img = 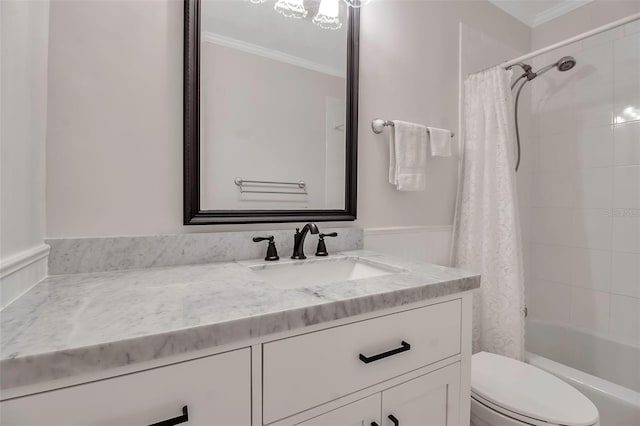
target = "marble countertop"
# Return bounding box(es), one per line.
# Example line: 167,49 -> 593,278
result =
0,250 -> 479,392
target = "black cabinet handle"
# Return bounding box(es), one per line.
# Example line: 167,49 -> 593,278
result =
388,414 -> 399,426
359,341 -> 411,364
148,406 -> 189,426
371,422 -> 380,426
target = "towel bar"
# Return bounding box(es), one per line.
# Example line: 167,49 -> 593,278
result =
234,177 -> 308,195
371,118 -> 455,137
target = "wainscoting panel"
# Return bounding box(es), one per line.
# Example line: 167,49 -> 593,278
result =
364,226 -> 453,266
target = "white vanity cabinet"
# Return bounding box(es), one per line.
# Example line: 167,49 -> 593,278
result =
1,293 -> 472,426
295,394 -> 381,426
288,363 -> 461,426
0,348 -> 251,426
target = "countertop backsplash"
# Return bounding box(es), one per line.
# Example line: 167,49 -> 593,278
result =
45,228 -> 364,275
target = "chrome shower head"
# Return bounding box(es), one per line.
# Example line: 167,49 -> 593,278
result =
557,56 -> 576,71
532,55 -> 577,78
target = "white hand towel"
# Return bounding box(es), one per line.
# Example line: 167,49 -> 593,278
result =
428,126 -> 452,157
388,120 -> 428,191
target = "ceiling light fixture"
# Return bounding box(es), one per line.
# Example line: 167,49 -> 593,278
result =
274,0 -> 308,19
342,0 -> 370,8
313,0 -> 342,30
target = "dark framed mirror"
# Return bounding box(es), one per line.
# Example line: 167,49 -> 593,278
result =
184,0 -> 359,225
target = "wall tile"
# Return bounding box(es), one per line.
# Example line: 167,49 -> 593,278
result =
612,216 -> 640,253
609,294 -> 640,344
625,19 -> 640,36
531,243 -> 572,284
573,167 -> 613,209
532,170 -> 574,208
529,279 -> 572,324
575,125 -> 613,169
531,207 -> 573,245
570,248 -> 612,292
614,121 -> 640,166
613,165 -> 640,209
527,25 -> 639,347
570,287 -> 610,333
532,73 -> 577,135
613,33 -> 640,124
575,44 -> 614,128
611,251 -> 640,298
535,130 -> 576,172
571,208 -> 612,250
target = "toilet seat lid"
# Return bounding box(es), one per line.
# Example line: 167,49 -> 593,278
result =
471,352 -> 599,426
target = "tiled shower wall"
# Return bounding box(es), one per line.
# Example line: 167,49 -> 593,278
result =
524,21 -> 640,347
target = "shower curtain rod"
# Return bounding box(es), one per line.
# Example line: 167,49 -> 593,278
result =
500,12 -> 640,69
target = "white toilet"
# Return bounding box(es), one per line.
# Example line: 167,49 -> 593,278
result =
471,352 -> 599,426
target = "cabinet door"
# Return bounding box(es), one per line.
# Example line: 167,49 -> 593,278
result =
1,348 -> 251,426
296,394 -> 381,426
381,363 -> 460,426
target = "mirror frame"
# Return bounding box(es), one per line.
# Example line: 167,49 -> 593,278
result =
183,0 -> 359,225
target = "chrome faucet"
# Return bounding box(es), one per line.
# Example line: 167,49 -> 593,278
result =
291,223 -> 319,259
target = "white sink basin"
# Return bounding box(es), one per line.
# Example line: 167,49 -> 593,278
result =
249,257 -> 403,289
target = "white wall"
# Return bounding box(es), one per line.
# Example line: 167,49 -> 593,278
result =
525,15 -> 640,348
0,0 -> 50,307
44,0 -> 530,258
358,1 -> 529,262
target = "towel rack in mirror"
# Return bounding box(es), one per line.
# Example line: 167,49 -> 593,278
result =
371,118 -> 455,137
234,177 -> 308,195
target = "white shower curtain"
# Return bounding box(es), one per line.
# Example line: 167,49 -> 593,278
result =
453,66 -> 525,360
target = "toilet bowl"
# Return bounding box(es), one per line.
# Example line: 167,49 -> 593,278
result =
471,352 -> 599,426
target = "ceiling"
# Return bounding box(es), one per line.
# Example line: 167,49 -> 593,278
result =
488,0 -> 594,27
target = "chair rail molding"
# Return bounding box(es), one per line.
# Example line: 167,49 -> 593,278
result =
364,225 -> 453,236
0,244 -> 50,309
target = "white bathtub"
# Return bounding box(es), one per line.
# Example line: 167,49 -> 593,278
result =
526,319 -> 640,426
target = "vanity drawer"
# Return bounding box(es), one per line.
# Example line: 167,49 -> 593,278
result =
1,348 -> 251,426
262,299 -> 461,423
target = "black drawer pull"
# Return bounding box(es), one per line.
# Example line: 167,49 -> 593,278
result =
148,406 -> 189,426
359,341 -> 411,364
388,414 -> 399,426
371,423 -> 379,426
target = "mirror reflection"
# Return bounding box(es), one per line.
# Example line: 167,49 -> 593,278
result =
200,0 -> 349,211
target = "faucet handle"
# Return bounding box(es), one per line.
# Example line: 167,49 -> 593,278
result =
252,236 -> 273,243
320,232 -> 338,238
315,232 -> 338,257
252,236 -> 279,261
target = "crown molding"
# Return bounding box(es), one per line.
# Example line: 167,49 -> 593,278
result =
201,32 -> 345,78
533,0 -> 594,27
489,0 -> 594,28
